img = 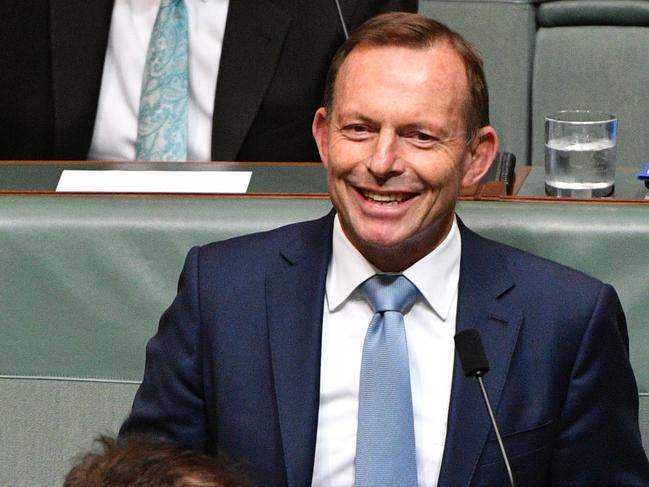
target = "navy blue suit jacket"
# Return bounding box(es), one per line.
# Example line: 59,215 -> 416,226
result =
121,211 -> 649,486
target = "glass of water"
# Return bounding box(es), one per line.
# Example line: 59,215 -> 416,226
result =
545,110 -> 617,197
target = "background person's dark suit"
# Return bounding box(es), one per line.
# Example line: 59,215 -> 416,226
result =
120,210 -> 649,486
0,0 -> 416,161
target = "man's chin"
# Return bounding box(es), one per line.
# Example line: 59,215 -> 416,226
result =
352,229 -> 414,258
360,234 -> 407,250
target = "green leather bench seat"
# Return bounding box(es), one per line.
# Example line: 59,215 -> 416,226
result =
1,195 -> 648,485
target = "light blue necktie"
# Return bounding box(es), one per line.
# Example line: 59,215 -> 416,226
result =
136,0 -> 188,161
355,274 -> 419,487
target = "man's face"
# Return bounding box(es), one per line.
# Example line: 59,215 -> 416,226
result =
313,43 -> 497,271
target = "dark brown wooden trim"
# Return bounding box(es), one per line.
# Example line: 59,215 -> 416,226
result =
479,195 -> 649,205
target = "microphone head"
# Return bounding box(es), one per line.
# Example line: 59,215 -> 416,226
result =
454,329 -> 490,377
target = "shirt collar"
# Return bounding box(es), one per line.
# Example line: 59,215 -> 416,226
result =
326,214 -> 462,320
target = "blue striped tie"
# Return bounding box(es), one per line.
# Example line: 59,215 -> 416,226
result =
355,274 -> 419,486
136,0 -> 188,161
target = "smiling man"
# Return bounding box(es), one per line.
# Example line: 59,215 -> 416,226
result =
312,26 -> 496,272
121,13 -> 649,487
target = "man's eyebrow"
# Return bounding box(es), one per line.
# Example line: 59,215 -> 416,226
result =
399,122 -> 434,132
336,112 -> 375,125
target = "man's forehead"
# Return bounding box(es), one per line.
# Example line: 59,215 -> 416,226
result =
343,41 -> 462,70
336,43 -> 467,91
332,43 -> 470,116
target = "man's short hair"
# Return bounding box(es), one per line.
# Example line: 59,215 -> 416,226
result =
64,436 -> 248,487
322,12 -> 489,142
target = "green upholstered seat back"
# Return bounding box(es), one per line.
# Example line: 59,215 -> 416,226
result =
1,196 -> 648,485
532,1 -> 649,166
0,196 -> 333,486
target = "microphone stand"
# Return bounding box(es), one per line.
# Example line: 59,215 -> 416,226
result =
333,0 -> 349,39
475,371 -> 515,487
455,329 -> 516,487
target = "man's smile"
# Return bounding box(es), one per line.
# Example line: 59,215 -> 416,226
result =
358,188 -> 419,204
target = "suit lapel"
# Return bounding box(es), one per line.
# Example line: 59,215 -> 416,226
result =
49,0 -> 113,158
211,0 -> 291,161
265,214 -> 521,485
438,223 -> 522,487
266,211 -> 335,486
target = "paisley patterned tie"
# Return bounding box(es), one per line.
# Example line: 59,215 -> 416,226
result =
136,0 -> 188,161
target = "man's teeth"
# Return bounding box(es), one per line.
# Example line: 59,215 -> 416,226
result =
362,190 -> 407,203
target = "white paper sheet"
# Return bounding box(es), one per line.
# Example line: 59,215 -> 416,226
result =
56,170 -> 252,193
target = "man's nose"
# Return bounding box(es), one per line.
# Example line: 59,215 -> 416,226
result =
368,130 -> 401,178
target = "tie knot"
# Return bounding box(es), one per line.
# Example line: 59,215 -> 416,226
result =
359,274 -> 419,314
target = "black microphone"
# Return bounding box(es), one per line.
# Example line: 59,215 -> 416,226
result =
454,329 -> 516,487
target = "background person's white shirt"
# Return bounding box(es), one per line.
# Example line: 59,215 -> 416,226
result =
88,0 -> 229,161
312,215 -> 460,486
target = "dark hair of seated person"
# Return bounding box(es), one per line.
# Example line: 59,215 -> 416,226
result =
63,435 -> 249,487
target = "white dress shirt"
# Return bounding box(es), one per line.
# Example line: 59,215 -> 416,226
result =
88,0 -> 229,161
312,215 -> 461,486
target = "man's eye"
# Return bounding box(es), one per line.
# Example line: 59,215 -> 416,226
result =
342,124 -> 371,138
415,132 -> 434,141
406,131 -> 438,147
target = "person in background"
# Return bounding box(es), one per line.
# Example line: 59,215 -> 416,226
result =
64,435 -> 249,487
0,0 -> 416,162
120,12 -> 649,486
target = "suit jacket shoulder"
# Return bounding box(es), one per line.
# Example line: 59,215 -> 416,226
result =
442,222 -> 649,486
196,210 -> 335,272
459,221 -> 607,306
121,210 -> 336,485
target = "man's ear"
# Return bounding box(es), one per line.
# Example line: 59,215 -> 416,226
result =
461,125 -> 499,188
312,107 -> 330,167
